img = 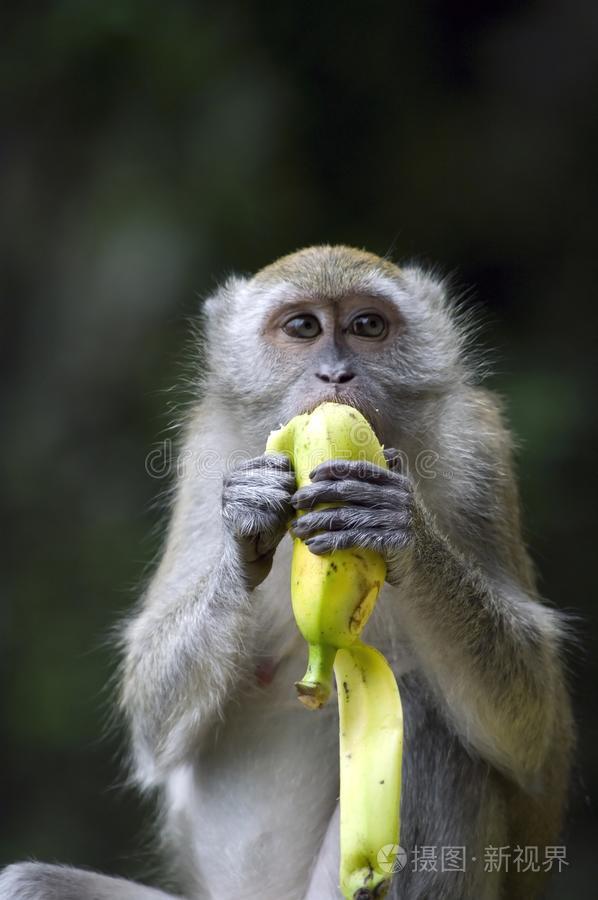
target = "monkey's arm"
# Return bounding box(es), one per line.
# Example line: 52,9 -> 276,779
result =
396,506 -> 569,789
121,451 -> 294,787
121,559 -> 254,786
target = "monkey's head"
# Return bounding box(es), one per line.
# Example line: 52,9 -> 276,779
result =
202,245 -> 470,444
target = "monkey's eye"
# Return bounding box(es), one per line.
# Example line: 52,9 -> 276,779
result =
282,315 -> 322,339
349,313 -> 387,338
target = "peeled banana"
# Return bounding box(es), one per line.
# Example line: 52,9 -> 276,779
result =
266,402 -> 388,708
266,402 -> 404,899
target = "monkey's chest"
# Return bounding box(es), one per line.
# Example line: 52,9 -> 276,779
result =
168,691 -> 339,899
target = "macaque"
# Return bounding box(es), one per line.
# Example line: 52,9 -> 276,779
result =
0,246 -> 573,899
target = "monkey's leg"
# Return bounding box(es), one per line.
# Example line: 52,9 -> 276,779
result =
0,863 -> 182,900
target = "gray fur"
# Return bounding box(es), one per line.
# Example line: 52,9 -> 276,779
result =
0,246 -> 573,900
0,864 -> 178,900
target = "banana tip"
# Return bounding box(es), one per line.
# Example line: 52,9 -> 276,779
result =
352,882 -> 390,900
294,680 -> 330,709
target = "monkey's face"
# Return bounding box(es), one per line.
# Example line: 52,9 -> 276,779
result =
260,292 -> 403,439
204,247 -> 467,446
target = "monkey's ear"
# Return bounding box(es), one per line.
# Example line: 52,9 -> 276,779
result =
399,265 -> 448,310
201,276 -> 249,319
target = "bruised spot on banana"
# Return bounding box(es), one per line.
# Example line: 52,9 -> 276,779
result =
266,403 -> 404,900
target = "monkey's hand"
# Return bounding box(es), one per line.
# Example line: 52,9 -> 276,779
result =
222,452 -> 295,590
290,450 -> 415,585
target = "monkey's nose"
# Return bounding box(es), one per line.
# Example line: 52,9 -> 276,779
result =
315,368 -> 355,384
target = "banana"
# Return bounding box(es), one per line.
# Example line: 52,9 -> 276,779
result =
266,402 -> 403,899
266,402 -> 387,708
335,643 -> 403,899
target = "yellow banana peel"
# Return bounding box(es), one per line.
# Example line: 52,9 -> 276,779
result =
335,642 -> 403,899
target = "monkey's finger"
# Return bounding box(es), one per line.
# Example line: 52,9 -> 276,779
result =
383,447 -> 403,472
223,483 -> 294,514
309,458 -> 406,486
232,452 -> 293,473
292,479 -> 409,510
224,469 -> 296,495
225,506 -> 289,540
305,527 -> 410,556
291,507 -> 408,538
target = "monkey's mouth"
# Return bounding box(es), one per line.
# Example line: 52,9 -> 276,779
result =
297,389 -> 384,440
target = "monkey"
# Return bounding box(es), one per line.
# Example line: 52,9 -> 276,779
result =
0,245 -> 574,900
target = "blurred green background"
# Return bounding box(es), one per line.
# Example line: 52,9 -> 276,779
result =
1,1 -> 596,897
